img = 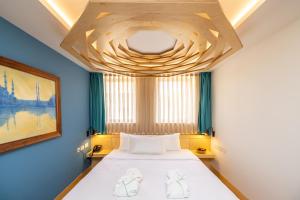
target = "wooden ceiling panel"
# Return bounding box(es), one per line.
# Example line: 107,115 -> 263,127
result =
61,0 -> 242,77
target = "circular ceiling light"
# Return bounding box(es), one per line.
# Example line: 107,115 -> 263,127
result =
126,30 -> 177,54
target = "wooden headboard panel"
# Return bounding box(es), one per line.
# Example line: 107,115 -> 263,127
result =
91,134 -> 211,151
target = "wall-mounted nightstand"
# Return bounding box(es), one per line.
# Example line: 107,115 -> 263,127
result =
191,150 -> 215,168
191,150 -> 215,159
86,149 -> 112,167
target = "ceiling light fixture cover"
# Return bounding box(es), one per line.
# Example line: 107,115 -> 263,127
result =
126,31 -> 177,55
61,0 -> 242,77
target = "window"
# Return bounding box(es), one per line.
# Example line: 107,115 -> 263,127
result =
155,75 -> 198,124
104,74 -> 199,133
104,74 -> 136,123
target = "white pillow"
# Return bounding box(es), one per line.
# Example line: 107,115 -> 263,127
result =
163,133 -> 181,151
129,135 -> 166,154
119,132 -> 131,151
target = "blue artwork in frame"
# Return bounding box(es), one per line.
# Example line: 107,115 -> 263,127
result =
0,56 -> 61,153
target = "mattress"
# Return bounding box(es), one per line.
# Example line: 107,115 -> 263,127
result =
63,149 -> 238,200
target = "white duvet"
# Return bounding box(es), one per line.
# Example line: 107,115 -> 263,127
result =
64,150 -> 238,200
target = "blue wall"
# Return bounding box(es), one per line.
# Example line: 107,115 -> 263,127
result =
0,17 -> 90,200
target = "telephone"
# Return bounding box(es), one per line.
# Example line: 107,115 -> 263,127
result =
92,145 -> 102,153
197,147 -> 206,154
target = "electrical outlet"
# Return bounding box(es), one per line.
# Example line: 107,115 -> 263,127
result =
80,145 -> 84,151
77,147 -> 80,153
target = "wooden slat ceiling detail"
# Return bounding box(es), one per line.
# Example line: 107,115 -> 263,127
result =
61,0 -> 242,77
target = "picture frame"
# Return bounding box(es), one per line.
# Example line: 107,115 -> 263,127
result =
0,56 -> 61,153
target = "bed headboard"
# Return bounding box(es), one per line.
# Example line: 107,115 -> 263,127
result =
91,134 -> 211,151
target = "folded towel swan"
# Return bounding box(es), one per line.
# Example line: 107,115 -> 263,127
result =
166,169 -> 190,199
114,168 -> 143,197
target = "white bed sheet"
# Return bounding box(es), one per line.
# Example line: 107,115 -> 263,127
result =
64,149 -> 238,200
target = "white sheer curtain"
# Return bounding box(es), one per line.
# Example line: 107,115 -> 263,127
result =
104,73 -> 199,134
155,74 -> 199,133
104,74 -> 136,133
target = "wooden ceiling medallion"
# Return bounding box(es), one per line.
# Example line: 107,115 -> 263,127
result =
61,0 -> 242,77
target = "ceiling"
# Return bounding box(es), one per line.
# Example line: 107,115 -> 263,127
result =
0,0 -> 280,72
39,0 -> 264,29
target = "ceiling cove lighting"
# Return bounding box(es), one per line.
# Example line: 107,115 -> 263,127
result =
40,0 -> 265,30
39,0 -> 73,29
231,0 -> 266,28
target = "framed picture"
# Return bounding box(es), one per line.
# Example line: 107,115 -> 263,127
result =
0,56 -> 61,153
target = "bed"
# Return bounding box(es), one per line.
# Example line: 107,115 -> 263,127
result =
63,149 -> 238,200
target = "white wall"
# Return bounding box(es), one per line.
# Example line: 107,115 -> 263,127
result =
211,10 -> 300,200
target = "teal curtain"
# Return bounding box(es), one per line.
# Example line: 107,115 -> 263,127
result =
198,72 -> 212,134
89,73 -> 106,133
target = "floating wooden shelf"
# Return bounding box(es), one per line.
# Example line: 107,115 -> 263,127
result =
86,149 -> 112,158
192,150 -> 216,159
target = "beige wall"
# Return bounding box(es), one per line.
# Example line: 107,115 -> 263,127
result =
211,13 -> 300,200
